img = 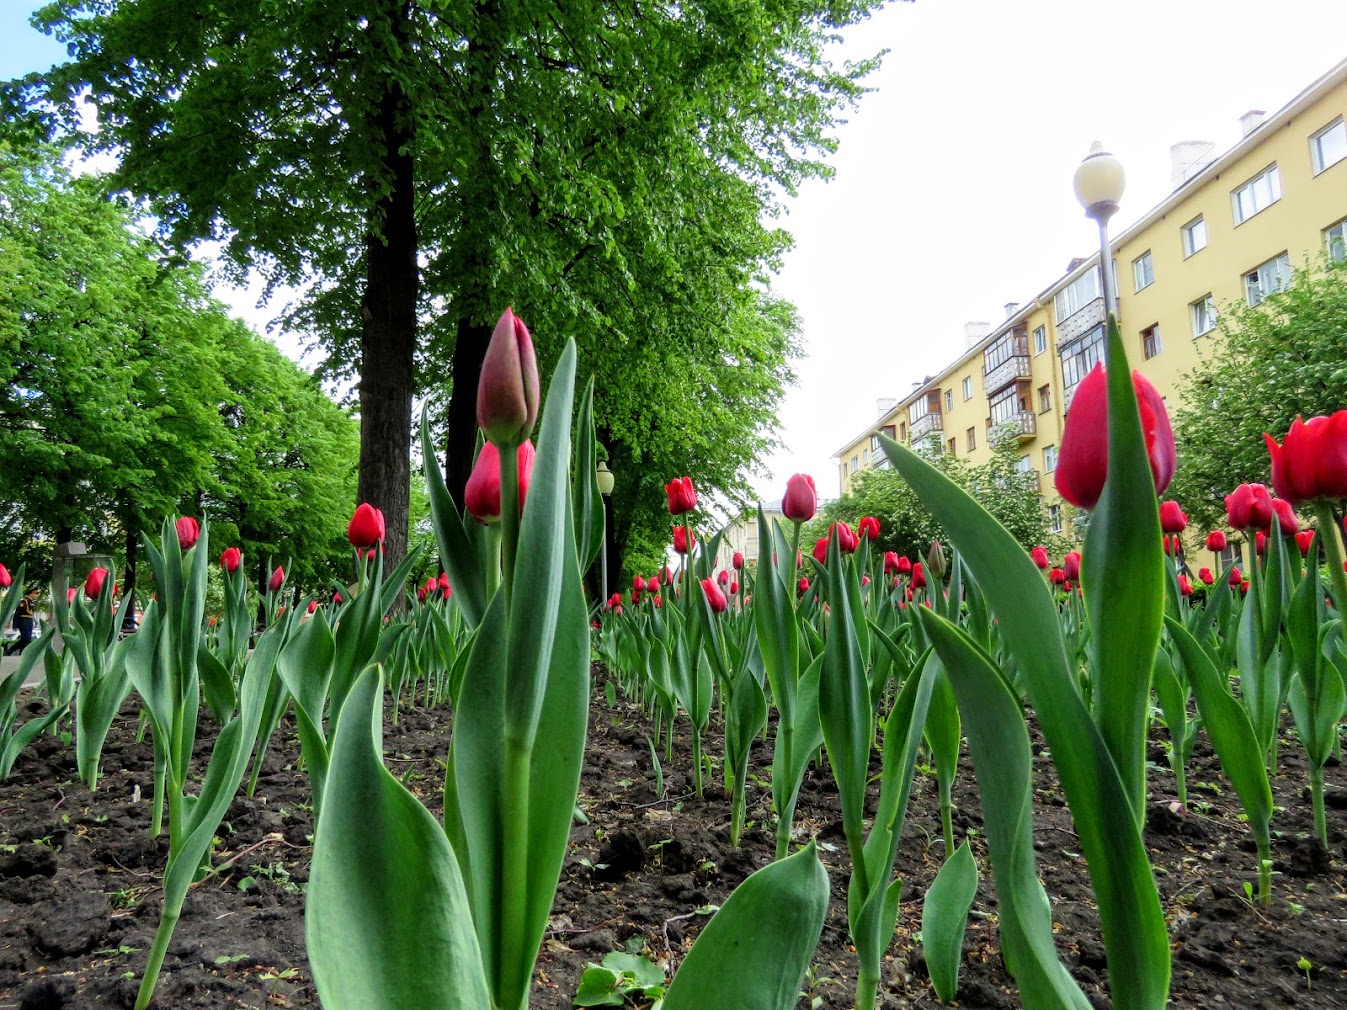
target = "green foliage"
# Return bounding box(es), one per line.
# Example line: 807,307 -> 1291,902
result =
573,952 -> 666,1008
1169,259 -> 1347,530
810,436 -> 1060,559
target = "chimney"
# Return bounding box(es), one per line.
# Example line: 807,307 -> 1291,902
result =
1004,302 -> 1020,319
964,321 -> 991,348
1170,141 -> 1217,187
1239,110 -> 1266,137
1065,256 -> 1088,274
876,397 -> 897,417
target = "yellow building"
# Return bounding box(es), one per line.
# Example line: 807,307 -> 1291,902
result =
715,502 -> 787,573
834,57 -> 1347,542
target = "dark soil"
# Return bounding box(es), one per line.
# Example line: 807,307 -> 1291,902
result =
0,669 -> 1345,1009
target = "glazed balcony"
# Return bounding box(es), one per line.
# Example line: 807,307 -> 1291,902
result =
990,412 -> 1037,446
909,412 -> 943,442
1056,296 -> 1106,347
984,354 -> 1032,393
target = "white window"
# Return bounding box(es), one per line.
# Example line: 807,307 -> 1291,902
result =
1311,118 -> 1347,175
862,448 -> 869,464
850,455 -> 859,473
944,389 -> 954,412
1244,252 -> 1291,306
1043,444 -> 1058,472
1231,164 -> 1281,225
1132,250 -> 1154,292
1049,504 -> 1064,534
1054,267 -> 1101,322
1326,218 -> 1347,263
1033,326 -> 1047,355
1191,294 -> 1217,336
1182,216 -> 1207,257
1015,455 -> 1033,474
962,376 -> 973,400
1141,325 -> 1161,360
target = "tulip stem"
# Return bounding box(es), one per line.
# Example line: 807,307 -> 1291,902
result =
1314,501 -> 1347,617
500,439 -> 520,614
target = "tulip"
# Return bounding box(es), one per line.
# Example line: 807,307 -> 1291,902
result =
333,592 -> 343,605
633,575 -> 644,593
1162,536 -> 1177,556
0,564 -> 10,588
477,307 -> 539,445
1270,497 -> 1299,534
1263,412 -> 1347,506
646,577 -> 659,593
717,569 -> 730,586
1204,531 -> 1227,553
797,577 -> 810,594
85,567 -> 109,599
1178,574 -> 1193,596
910,563 -> 926,589
67,587 -> 78,604
895,555 -> 912,576
926,540 -> 947,579
308,600 -> 319,614
1229,566 -> 1243,587
665,477 -> 697,516
418,584 -> 428,603
606,592 -> 622,610
1063,581 -> 1073,592
829,521 -> 859,553
782,474 -> 818,523
883,551 -> 901,575
1063,551 -> 1081,582
466,441 -> 537,524
220,547 -> 242,573
673,526 -> 696,554
1054,363 -> 1176,508
1295,530 -> 1315,556
729,581 -> 739,595
701,577 -> 728,614
1159,500 -> 1188,534
175,516 -> 200,550
661,566 -> 673,585
269,566 -> 285,592
1255,532 -> 1267,556
1030,546 -> 1049,570
861,575 -> 871,588
653,595 -> 663,608
1240,579 -> 1250,594
732,552 -> 744,570
1225,483 -> 1274,531
439,572 -> 451,595
1049,567 -> 1066,585
812,537 -> 829,565
857,516 -> 880,540
1198,567 -> 1215,585
347,503 -> 385,548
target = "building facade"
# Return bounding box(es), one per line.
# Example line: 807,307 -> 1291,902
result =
833,58 -> 1347,541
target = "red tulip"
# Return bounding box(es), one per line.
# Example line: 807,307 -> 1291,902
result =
347,503 -> 385,548
85,567 -> 108,599
438,572 -> 451,595
1049,567 -> 1066,585
653,595 -> 663,608
477,307 -> 539,445
895,555 -> 912,575
221,547 -> 242,573
1063,551 -> 1081,582
67,587 -> 78,604
1240,579 -> 1250,595
307,600 -> 319,614
665,477 -> 697,516
1255,532 -> 1267,556
1263,412 -> 1347,506
175,516 -> 200,550
646,577 -> 659,593
1178,574 -> 1193,596
269,566 -> 285,592
732,552 -> 744,570
911,563 -> 926,589
1225,483 -> 1274,531
1228,566 -> 1242,587
418,584 -> 429,603
633,575 -> 644,593
857,516 -> 880,540
607,592 -> 622,611
884,551 -> 902,574
782,474 -> 818,523
861,575 -> 871,587
1198,567 -> 1215,585
466,440 -> 537,524
812,537 -> 829,565
730,581 -> 739,595
701,577 -> 728,614
1159,501 -> 1188,534
1162,536 -> 1182,556
1204,531 -> 1227,553
673,526 -> 696,554
1295,530 -> 1315,556
1270,497 -> 1299,534
797,577 -> 810,594
717,569 -> 730,586
829,521 -> 859,554
661,566 -> 673,585
0,564 -> 10,589
1063,581 -> 1073,593
1030,546 -> 1049,570
333,592 -> 343,605
1054,363 -> 1176,508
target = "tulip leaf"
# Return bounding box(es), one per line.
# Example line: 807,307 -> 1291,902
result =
308,667 -> 491,1010
661,841 -> 829,1010
571,375 -> 605,574
922,840 -> 980,1004
421,404 -> 488,627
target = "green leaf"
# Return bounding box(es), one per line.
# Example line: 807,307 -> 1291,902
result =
601,951 -> 665,989
662,841 -> 828,1010
574,966 -> 625,1006
422,405 -> 488,627
308,668 -> 491,1010
922,841 -> 979,1003
572,376 -> 605,574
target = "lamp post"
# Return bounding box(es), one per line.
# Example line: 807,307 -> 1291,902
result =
1073,141 -> 1126,363
596,461 -> 615,604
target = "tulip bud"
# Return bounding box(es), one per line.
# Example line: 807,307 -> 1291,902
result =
700,577 -> 728,614
1063,551 -> 1081,582
858,516 -> 880,541
926,540 -> 946,579
347,502 -> 386,548
672,526 -> 696,554
1204,531 -> 1227,553
730,581 -> 738,595
1225,483 -> 1273,531
812,537 -> 829,565
828,522 -> 858,554
0,564 -> 10,589
732,552 -> 744,570
1198,567 -> 1214,585
1030,546 -> 1049,570
1255,531 -> 1267,556
1159,500 -> 1188,534
1227,566 -> 1242,586
465,441 -> 537,524
910,563 -> 926,589
1270,497 -> 1299,535
439,572 -> 451,595
782,474 -> 818,523
1178,574 -> 1193,596
717,569 -> 729,586
1295,530 -> 1315,556
220,547 -> 242,573
1240,579 -> 1250,594
85,567 -> 109,599
664,477 -> 697,516
1263,412 -> 1347,506
646,577 -> 659,593
861,575 -> 871,587
418,584 -> 428,603
175,516 -> 200,551
477,307 -> 539,445
633,575 -> 644,593
67,587 -> 78,604
896,555 -> 912,576
269,566 -> 285,593
661,566 -> 673,585
797,577 -> 809,594
1049,567 -> 1066,585
307,600 -> 319,614
333,592 -> 343,605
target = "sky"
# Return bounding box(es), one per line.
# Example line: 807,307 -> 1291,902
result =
6,1 -> 1347,506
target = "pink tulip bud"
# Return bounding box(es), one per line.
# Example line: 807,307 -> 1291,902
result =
465,440 -> 537,524
269,566 -> 285,593
221,547 -> 242,573
347,502 -> 386,548
477,307 -> 539,445
175,516 -> 200,551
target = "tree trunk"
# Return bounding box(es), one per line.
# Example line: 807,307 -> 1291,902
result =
357,7 -> 418,573
445,319 -> 492,507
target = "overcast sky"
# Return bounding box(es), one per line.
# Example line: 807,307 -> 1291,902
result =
6,2 -> 1347,506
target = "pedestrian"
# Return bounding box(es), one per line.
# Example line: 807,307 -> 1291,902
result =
6,588 -> 39,656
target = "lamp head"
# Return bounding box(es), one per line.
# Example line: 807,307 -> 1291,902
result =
1074,141 -> 1125,223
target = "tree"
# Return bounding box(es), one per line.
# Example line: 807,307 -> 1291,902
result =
12,0 -> 886,576
806,435 -> 1062,562
1168,259 -> 1347,532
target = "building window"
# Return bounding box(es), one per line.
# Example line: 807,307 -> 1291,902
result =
1325,218 -> 1347,263
899,422 -> 907,441
1244,252 -> 1291,306
1060,324 -> 1106,406
1049,504 -> 1063,533
962,376 -> 973,400
1182,215 -> 1207,258
1015,455 -> 1033,474
1231,164 -> 1281,225
1038,384 -> 1052,412
862,448 -> 868,465
1141,324 -> 1161,360
1043,444 -> 1058,472
1054,267 -> 1101,323
850,455 -> 859,473
966,427 -> 977,451
1311,118 -> 1347,175
944,389 -> 954,412
1033,326 -> 1047,355
1191,294 -> 1217,337
947,436 -> 957,455
1132,250 -> 1155,292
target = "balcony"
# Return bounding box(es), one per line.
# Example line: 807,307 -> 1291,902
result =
984,354 -> 1031,393
909,412 -> 943,442
1056,296 -> 1106,347
990,412 -> 1037,445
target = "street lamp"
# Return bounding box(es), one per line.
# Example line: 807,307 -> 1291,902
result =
1074,141 -> 1126,362
596,461 -> 615,604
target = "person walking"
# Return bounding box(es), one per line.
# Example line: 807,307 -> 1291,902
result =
6,588 -> 38,656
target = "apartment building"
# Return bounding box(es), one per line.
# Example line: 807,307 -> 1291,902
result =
834,57 -> 1347,540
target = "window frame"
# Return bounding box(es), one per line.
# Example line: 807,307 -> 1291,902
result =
1037,383 -> 1052,413
1190,294 -> 1217,337
1132,250 -> 1155,292
1033,325 -> 1047,355
1243,252 -> 1291,307
1043,444 -> 1058,473
1325,217 -> 1347,263
1141,324 -> 1161,360
1231,164 -> 1282,225
1310,117 -> 1347,176
962,375 -> 973,400
944,389 -> 954,413
1049,504 -> 1064,534
1182,215 -> 1207,258
965,426 -> 977,452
